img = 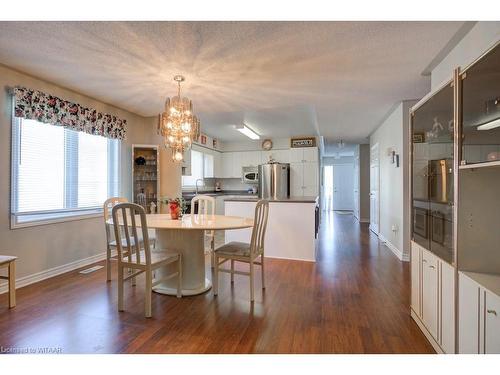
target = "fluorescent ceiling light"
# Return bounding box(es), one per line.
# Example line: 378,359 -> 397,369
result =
235,124 -> 260,140
477,118 -> 500,131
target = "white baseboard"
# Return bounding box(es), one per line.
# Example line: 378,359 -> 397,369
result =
378,234 -> 409,262
0,251 -> 106,295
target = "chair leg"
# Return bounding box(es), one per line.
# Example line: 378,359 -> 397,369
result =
145,269 -> 152,318
261,255 -> 265,290
213,254 -> 219,296
249,259 -> 255,302
8,261 -> 16,308
177,256 -> 183,298
106,245 -> 112,282
210,237 -> 215,268
230,259 -> 235,284
118,265 -> 124,312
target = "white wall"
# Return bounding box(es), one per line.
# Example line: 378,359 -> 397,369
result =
431,22 -> 500,90
359,144 -> 370,222
0,65 -> 166,287
370,100 -> 416,261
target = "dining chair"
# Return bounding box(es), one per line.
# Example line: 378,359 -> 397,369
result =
190,195 -> 216,267
213,200 -> 269,302
103,197 -> 156,281
0,255 -> 17,308
112,202 -> 182,318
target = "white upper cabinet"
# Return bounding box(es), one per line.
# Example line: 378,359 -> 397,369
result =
290,147 -> 318,163
241,151 -> 261,167
221,152 -> 233,178
302,162 -> 318,195
290,163 -> 304,196
232,152 -> 242,178
203,153 -> 214,178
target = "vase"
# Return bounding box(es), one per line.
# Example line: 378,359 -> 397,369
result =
169,203 -> 180,220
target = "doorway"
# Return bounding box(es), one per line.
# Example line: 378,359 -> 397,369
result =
369,143 -> 380,235
323,164 -> 354,211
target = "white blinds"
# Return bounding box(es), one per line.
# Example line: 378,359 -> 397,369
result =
12,117 -> 120,219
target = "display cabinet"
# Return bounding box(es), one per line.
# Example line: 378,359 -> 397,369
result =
132,144 -> 160,214
411,81 -> 455,265
460,43 -> 500,168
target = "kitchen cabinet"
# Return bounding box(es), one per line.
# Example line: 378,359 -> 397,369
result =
215,195 -> 225,215
203,153 -> 214,178
290,160 -> 318,197
231,152 -> 242,178
241,151 -> 261,167
458,271 -> 500,354
221,152 -> 233,178
411,241 -> 455,353
213,152 -> 222,178
182,148 -> 191,176
290,147 -> 318,163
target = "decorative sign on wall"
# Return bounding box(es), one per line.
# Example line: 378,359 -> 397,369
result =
290,137 -> 316,148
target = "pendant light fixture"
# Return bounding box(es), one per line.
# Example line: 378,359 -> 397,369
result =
157,75 -> 201,162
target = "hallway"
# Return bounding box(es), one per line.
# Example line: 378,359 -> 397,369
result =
0,212 -> 433,353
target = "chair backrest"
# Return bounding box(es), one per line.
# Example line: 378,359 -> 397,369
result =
111,202 -> 152,266
250,200 -> 269,256
191,195 -> 215,215
103,197 -> 128,244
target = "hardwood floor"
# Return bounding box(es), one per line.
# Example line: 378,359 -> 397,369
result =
0,212 -> 434,354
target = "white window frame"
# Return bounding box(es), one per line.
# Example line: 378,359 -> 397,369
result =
10,115 -> 121,229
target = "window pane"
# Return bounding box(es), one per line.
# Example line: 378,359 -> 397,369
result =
77,131 -> 109,208
17,120 -> 65,212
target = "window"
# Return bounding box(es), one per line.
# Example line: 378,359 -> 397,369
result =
182,149 -> 204,187
11,118 -> 120,227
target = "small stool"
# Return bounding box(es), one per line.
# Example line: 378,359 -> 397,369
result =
0,256 -> 17,308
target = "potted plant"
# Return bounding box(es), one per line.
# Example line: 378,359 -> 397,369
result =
160,197 -> 186,220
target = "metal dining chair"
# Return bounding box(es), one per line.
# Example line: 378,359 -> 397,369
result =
213,199 -> 269,302
190,195 -> 216,267
112,202 -> 182,318
103,197 -> 156,281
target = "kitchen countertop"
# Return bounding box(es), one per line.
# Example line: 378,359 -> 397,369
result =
224,196 -> 319,203
182,191 -> 257,200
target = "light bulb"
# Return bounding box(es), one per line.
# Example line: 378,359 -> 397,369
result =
181,122 -> 191,132
182,136 -> 190,143
174,151 -> 183,162
167,135 -> 175,143
167,121 -> 173,129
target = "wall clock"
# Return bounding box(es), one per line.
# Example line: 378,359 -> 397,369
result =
262,139 -> 273,151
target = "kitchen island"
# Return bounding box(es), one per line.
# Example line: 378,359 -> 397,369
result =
224,196 -> 319,262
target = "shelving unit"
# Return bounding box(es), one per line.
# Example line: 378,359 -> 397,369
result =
409,40 -> 500,354
132,144 -> 160,214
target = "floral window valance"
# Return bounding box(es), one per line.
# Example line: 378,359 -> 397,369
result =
13,87 -> 126,140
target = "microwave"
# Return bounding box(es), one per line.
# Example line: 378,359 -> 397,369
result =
242,166 -> 259,184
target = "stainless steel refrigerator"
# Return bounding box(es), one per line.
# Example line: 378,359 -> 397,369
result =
258,162 -> 290,200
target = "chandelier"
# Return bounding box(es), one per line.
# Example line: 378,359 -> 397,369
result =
158,75 -> 200,162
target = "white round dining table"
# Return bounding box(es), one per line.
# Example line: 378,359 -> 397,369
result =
107,214 -> 254,296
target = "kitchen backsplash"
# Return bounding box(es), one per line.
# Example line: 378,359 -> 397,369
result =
183,178 -> 255,193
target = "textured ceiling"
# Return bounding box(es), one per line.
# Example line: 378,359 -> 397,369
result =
0,21 -> 465,142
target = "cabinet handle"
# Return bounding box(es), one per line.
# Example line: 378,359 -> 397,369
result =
422,259 -> 427,263
429,265 -> 435,269
487,309 -> 497,316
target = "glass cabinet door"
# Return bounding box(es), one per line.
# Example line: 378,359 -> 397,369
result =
462,43 -> 500,165
412,82 -> 454,264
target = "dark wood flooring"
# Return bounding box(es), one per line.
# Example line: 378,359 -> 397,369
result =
0,212 -> 434,353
